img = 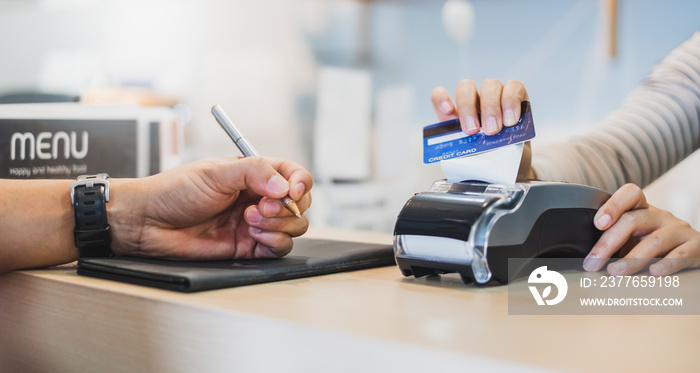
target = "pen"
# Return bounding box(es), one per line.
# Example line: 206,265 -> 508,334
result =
211,104 -> 302,218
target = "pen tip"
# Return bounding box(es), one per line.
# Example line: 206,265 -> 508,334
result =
283,198 -> 302,218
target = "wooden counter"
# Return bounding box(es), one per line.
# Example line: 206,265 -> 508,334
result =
0,227 -> 696,372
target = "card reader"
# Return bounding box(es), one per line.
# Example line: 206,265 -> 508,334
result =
393,180 -> 611,284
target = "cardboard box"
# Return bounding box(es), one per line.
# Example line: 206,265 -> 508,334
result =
0,103 -> 183,179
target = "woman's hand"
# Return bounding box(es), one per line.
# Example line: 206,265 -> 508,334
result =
583,183 -> 700,276
110,157 -> 312,261
430,78 -> 534,180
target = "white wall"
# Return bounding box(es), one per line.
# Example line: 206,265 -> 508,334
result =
0,0 -> 698,231
367,0 -> 700,231
0,0 -> 317,166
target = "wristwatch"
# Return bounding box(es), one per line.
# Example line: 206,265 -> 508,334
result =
70,173 -> 113,258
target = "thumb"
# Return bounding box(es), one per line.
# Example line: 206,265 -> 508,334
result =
207,157 -> 290,199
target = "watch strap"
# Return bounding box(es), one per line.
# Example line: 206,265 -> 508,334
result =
72,174 -> 112,258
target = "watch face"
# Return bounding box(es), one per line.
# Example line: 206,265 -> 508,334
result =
0,118 -> 138,179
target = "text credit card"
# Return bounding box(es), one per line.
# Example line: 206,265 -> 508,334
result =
423,101 -> 535,164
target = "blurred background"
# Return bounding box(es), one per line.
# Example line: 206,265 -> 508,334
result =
0,0 -> 698,231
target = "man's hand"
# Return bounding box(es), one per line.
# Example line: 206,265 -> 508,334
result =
109,157 -> 312,260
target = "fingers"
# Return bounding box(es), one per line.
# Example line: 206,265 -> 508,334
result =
431,86 -> 458,122
265,157 -> 313,201
218,157 -> 311,258
204,157 -> 313,204
245,205 -> 309,237
245,192 -> 311,233
480,79 -> 529,134
606,257 -> 654,277
594,183 -> 649,231
584,185 -> 652,272
244,203 -> 310,257
584,184 -> 700,276
431,79 -> 529,136
242,184 -> 311,257
501,80 -> 529,127
202,157 -> 289,200
455,79 -> 480,135
622,218 -> 700,276
650,245 -> 700,276
248,230 -> 294,258
260,191 -> 312,217
479,79 -> 504,135
584,207 -> 662,272
607,221 -> 700,276
606,221 -> 684,276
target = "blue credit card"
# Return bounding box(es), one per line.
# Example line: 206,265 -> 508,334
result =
423,101 -> 535,164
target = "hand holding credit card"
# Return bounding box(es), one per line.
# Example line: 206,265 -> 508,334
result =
423,101 -> 535,164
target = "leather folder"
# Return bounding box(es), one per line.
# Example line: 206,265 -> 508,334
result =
77,238 -> 394,292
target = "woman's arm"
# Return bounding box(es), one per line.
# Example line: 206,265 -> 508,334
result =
532,31 -> 700,193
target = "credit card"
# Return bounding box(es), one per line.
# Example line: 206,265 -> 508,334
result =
423,101 -> 535,164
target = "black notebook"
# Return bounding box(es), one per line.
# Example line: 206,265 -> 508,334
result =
77,238 -> 395,292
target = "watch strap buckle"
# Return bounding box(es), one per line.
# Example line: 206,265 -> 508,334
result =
70,173 -> 110,204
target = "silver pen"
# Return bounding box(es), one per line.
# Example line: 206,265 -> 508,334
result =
211,104 -> 302,218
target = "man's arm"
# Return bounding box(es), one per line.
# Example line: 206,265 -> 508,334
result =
0,179 -> 78,272
0,157 -> 312,274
